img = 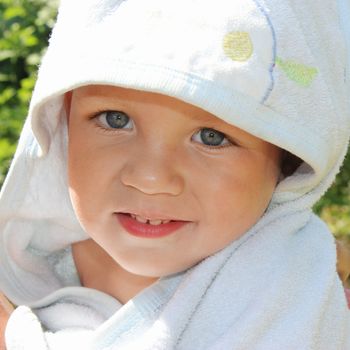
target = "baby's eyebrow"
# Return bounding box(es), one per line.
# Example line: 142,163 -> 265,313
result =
76,94 -> 130,109
188,112 -> 218,123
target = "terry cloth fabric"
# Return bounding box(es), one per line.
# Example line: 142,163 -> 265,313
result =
1,0 -> 350,348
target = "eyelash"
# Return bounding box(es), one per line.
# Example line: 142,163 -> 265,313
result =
91,110 -> 236,149
192,128 -> 235,149
91,110 -> 132,134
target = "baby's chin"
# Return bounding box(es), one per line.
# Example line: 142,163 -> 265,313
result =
114,254 -> 204,279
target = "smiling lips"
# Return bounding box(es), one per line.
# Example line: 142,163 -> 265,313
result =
116,212 -> 189,238
130,213 -> 171,225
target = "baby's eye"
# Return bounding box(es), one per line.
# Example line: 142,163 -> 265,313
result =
96,111 -> 133,129
192,128 -> 231,147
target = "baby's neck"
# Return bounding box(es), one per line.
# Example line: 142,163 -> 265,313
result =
72,239 -> 158,304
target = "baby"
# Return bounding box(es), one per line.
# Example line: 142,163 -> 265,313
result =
68,84 -> 282,303
0,0 -> 349,349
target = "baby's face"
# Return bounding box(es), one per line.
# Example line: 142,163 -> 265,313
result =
67,85 -> 281,277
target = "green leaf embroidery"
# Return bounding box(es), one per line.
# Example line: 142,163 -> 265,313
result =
276,57 -> 318,87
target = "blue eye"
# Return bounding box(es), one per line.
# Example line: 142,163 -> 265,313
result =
96,111 -> 133,129
192,128 -> 231,147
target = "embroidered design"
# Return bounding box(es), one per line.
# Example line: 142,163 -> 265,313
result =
221,0 -> 277,104
252,0 -> 277,104
276,57 -> 318,87
223,32 -> 253,62
220,0 -> 277,104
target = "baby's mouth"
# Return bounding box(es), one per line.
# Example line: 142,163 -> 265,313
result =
129,213 -> 171,226
116,212 -> 189,238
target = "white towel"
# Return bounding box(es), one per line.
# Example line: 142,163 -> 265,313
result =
1,0 -> 350,348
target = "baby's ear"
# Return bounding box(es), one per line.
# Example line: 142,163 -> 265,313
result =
64,91 -> 73,122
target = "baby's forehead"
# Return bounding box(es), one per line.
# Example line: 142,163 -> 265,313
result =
72,84 -> 221,124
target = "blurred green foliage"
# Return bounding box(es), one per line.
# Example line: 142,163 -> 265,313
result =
314,150 -> 350,240
0,0 -> 349,239
0,0 -> 58,184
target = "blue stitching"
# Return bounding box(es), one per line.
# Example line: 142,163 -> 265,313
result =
252,0 -> 277,104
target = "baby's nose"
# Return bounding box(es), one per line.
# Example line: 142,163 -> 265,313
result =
119,149 -> 185,196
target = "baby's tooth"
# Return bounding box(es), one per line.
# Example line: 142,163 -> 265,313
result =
132,215 -> 171,225
136,215 -> 148,224
149,219 -> 163,225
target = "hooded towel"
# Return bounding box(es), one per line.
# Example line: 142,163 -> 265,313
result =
1,0 -> 350,348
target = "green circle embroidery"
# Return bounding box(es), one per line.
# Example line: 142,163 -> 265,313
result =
223,32 -> 253,62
